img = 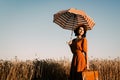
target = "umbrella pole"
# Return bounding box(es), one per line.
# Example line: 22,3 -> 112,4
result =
70,30 -> 73,40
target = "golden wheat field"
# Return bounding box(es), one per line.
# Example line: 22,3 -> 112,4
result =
0,57 -> 120,80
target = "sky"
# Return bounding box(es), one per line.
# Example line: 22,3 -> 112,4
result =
0,0 -> 120,60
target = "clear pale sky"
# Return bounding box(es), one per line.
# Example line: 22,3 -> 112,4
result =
0,0 -> 120,60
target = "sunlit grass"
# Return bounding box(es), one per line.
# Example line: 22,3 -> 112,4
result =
0,57 -> 120,80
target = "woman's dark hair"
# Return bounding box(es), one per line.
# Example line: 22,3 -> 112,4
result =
74,24 -> 87,37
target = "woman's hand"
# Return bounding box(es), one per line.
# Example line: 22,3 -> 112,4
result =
67,40 -> 72,45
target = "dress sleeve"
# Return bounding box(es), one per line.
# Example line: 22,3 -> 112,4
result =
82,38 -> 88,53
69,39 -> 75,54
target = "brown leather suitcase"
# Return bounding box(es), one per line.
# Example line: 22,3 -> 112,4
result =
82,70 -> 98,80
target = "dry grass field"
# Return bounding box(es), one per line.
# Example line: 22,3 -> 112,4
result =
0,57 -> 120,80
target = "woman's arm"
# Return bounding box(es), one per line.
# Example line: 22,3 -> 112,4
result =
67,39 -> 75,54
82,38 -> 89,69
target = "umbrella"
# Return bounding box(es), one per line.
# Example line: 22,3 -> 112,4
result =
53,8 -> 95,31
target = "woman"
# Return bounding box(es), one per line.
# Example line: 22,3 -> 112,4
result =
68,25 -> 88,80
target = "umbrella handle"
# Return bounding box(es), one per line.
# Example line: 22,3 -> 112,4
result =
66,30 -> 73,45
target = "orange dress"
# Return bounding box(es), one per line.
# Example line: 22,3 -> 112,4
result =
69,37 -> 87,80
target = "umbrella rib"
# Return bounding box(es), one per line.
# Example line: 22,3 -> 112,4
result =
56,12 -> 71,26
64,13 -> 76,30
56,12 -> 76,30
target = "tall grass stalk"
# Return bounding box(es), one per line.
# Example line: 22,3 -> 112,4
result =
0,57 -> 120,80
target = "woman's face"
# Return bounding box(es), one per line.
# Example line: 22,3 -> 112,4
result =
78,27 -> 84,36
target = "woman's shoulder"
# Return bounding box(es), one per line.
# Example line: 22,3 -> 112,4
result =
72,37 -> 87,42
83,37 -> 87,40
82,37 -> 87,42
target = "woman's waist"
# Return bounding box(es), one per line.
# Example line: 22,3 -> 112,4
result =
73,50 -> 83,54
